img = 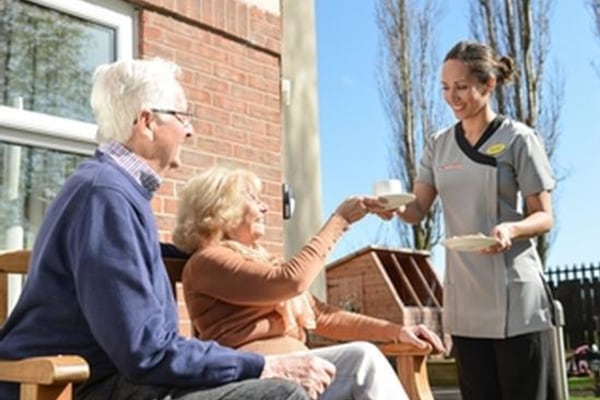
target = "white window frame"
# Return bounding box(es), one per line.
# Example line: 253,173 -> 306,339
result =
0,0 -> 136,155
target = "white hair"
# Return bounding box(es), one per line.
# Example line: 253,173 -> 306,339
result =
90,58 -> 185,144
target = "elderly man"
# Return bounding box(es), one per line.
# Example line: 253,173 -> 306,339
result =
0,58 -> 333,400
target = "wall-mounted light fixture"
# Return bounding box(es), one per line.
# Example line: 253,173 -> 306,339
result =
280,78 -> 292,106
282,183 -> 295,220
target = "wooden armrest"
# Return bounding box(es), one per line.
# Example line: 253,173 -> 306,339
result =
306,336 -> 436,399
0,250 -> 31,274
377,342 -> 432,357
377,342 -> 433,400
0,355 -> 89,385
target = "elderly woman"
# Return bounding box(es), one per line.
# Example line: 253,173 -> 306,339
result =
173,167 -> 444,400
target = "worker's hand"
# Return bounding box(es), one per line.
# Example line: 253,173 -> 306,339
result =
481,223 -> 514,254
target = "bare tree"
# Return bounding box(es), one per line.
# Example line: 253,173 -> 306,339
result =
375,0 -> 445,250
590,0 -> 600,76
468,0 -> 564,266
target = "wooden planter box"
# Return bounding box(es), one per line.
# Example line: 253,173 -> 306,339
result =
325,245 -> 444,339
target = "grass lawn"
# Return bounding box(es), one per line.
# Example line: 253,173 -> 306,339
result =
569,375 -> 599,399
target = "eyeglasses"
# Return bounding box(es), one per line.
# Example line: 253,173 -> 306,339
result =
150,108 -> 193,129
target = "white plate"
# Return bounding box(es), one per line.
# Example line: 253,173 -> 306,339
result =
442,234 -> 500,252
377,193 -> 416,209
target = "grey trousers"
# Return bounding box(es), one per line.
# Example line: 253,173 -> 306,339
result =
295,341 -> 408,400
74,376 -> 309,400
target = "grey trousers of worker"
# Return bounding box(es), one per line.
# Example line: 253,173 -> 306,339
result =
74,376 -> 309,400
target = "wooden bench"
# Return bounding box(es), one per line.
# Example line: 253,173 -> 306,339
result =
0,250 -> 89,400
163,256 -> 435,400
0,250 -> 434,400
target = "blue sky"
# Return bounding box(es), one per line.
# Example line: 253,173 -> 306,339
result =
315,0 -> 600,274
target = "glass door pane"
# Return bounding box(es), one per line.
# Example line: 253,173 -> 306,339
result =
0,140 -> 86,311
1,140 -> 85,248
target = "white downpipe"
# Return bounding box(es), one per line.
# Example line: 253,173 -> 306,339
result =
4,97 -> 25,315
551,300 -> 569,400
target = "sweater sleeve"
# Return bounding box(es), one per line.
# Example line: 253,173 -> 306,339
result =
185,214 -> 349,305
309,295 -> 399,342
71,186 -> 264,386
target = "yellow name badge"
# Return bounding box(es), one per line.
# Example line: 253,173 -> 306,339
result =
486,143 -> 506,155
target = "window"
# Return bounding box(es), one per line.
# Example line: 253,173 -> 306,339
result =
0,0 -> 135,152
0,144 -> 85,248
0,0 -> 134,311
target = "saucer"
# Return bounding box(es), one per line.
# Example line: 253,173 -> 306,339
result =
442,234 -> 500,252
377,193 -> 416,210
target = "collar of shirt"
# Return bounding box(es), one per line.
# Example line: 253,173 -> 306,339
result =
98,140 -> 161,194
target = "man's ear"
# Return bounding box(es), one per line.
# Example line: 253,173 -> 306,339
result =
136,109 -> 154,128
133,109 -> 155,139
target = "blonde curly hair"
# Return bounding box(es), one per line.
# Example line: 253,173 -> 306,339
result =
172,167 -> 261,253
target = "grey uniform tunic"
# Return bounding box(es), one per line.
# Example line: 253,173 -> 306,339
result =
417,117 -> 555,338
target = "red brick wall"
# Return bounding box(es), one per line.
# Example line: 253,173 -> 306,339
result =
128,0 -> 283,334
130,0 -> 283,249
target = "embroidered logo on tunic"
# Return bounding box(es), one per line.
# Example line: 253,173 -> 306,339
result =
438,162 -> 463,171
486,143 -> 506,155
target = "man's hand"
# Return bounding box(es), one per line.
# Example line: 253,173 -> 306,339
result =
260,353 -> 336,399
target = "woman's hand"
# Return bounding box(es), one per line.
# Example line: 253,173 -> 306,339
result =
482,223 -> 514,254
334,196 -> 368,223
367,201 -> 398,221
483,191 -> 553,255
334,195 -> 399,224
390,324 -> 446,354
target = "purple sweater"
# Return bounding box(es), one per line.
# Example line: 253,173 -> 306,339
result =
0,151 -> 264,398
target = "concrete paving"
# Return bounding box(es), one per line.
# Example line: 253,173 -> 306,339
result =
432,387 -> 462,400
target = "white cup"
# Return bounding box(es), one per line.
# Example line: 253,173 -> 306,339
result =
372,179 -> 403,196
